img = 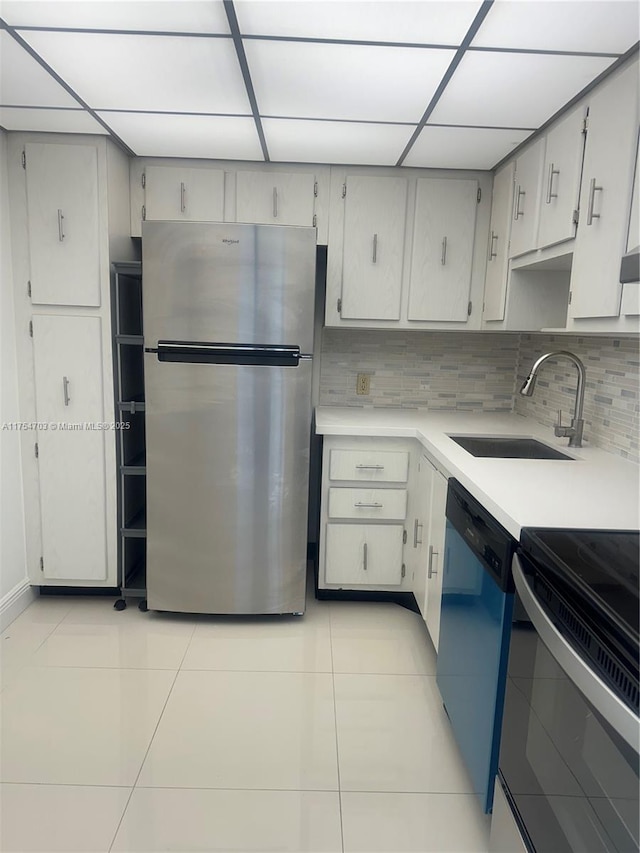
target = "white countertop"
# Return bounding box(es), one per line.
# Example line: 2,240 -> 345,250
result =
315,407 -> 640,539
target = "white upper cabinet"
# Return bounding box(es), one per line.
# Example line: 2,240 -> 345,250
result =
340,175 -> 408,321
408,178 -> 478,322
509,137 -> 545,258
569,61 -> 640,319
483,163 -> 514,322
537,105 -> 585,249
235,170 -> 316,227
25,142 -> 101,307
144,165 -> 225,222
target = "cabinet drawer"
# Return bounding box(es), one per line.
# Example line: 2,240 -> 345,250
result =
329,449 -> 409,482
325,523 -> 404,586
328,488 -> 407,520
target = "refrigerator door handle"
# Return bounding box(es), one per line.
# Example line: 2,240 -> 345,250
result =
155,341 -> 302,367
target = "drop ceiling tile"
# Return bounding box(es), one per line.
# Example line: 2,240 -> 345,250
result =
236,1 -> 482,44
262,118 -> 412,166
473,0 -> 639,54
99,112 -> 263,160
1,0 -> 230,33
0,30 -> 78,107
246,40 -> 455,123
403,125 -> 533,169
429,51 -> 615,129
0,106 -> 107,134
20,31 -> 248,114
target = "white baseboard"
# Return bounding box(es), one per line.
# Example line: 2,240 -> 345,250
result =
0,578 -> 37,630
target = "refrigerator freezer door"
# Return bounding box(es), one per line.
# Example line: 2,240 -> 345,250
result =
142,221 -> 316,353
145,354 -> 312,614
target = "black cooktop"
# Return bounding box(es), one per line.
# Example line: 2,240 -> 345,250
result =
520,528 -> 639,640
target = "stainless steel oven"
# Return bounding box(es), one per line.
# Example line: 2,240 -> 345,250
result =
497,529 -> 639,852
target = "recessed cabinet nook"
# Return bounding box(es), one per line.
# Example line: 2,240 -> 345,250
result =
5,52 -> 638,591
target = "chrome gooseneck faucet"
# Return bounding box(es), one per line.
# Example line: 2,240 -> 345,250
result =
520,351 -> 586,448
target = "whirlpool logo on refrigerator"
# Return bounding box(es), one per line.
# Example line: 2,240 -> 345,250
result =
222,238 -> 240,245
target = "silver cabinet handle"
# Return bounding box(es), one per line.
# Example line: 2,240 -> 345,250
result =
413,518 -> 423,548
488,230 -> 498,261
546,162 -> 559,204
372,233 -> 378,264
57,209 -> 65,241
355,502 -> 383,508
513,186 -> 525,220
586,177 -> 602,225
427,545 -> 438,578
273,187 -> 278,218
441,236 -> 447,266
180,182 -> 186,213
363,542 -> 368,571
356,464 -> 384,470
512,553 -> 637,751
62,376 -> 71,406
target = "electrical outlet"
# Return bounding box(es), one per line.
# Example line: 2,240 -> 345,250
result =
356,373 -> 370,395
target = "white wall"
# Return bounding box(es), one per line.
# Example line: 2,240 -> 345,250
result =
0,129 -> 31,620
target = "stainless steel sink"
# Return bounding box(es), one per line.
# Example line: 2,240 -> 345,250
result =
449,436 -> 574,460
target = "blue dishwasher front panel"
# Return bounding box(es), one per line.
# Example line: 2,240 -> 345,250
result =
436,521 -> 514,813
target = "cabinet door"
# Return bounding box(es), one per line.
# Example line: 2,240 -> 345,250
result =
483,163 -> 514,322
411,455 -> 433,617
425,469 -> 447,652
509,138 -> 545,258
408,178 -> 478,322
569,61 -> 640,319
341,176 -> 407,320
325,523 -> 404,586
25,143 -> 101,307
537,106 -> 585,249
32,315 -> 107,581
145,166 -> 225,222
236,171 -> 315,227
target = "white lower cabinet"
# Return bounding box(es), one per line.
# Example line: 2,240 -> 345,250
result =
319,436 -> 411,591
32,314 -> 108,582
325,524 -> 404,586
409,452 -> 448,650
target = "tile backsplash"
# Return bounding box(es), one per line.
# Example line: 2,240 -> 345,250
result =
319,329 -> 639,462
515,335 -> 639,462
319,330 -> 519,411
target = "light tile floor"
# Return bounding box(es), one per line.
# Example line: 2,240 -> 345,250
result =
0,584 -> 491,853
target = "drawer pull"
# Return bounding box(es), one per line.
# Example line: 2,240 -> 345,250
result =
363,542 -> 368,571
586,177 -> 602,225
355,464 -> 384,470
428,545 -> 439,578
413,518 -> 423,547
354,501 -> 383,508
488,230 -> 498,261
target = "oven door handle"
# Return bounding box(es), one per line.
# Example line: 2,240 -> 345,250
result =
512,553 -> 639,752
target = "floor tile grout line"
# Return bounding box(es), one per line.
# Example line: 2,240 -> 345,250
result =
106,667 -> 182,853
328,603 -> 346,853
176,620 -> 199,672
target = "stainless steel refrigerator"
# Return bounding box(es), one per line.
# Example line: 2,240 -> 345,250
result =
142,221 -> 316,615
